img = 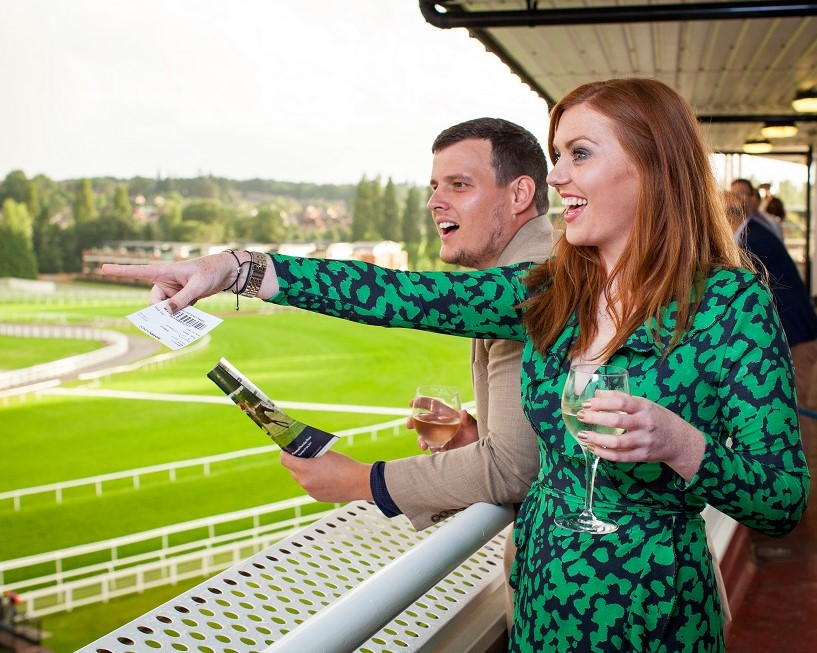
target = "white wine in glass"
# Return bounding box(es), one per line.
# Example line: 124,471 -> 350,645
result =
556,364 -> 630,534
412,385 -> 461,452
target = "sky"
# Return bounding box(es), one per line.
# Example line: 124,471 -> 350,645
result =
0,0 -> 552,186
1,0 -> 806,189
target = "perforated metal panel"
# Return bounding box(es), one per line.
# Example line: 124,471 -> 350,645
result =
80,501 -> 507,652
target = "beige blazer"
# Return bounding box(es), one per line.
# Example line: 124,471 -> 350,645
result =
384,216 -> 553,529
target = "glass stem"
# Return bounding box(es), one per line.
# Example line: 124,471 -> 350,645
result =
582,449 -> 601,514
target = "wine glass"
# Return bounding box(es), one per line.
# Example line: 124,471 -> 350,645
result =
557,364 -> 630,534
412,385 -> 461,452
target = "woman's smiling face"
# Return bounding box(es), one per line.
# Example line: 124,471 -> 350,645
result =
546,102 -> 641,270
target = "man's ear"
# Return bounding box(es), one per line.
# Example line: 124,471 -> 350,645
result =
510,176 -> 536,215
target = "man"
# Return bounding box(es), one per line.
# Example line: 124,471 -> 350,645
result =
725,189 -> 817,410
280,117 -> 552,630
731,178 -> 784,240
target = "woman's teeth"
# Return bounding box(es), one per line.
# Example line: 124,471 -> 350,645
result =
562,197 -> 588,207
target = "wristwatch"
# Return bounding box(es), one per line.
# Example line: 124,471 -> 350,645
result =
241,251 -> 267,298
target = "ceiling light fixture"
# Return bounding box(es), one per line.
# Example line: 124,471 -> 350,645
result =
760,122 -> 798,139
743,138 -> 773,155
792,88 -> 817,113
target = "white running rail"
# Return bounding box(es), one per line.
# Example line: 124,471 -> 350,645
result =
0,497 -> 337,616
0,324 -> 128,389
0,417 -> 409,511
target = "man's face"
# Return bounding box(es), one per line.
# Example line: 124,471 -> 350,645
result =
427,139 -> 513,270
731,181 -> 759,211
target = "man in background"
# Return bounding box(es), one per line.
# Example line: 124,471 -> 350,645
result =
280,117 -> 553,631
731,178 -> 784,240
725,190 -> 817,410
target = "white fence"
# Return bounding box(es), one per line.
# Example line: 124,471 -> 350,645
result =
0,286 -> 141,306
0,416 -> 409,511
0,496 -> 336,617
0,324 -> 129,389
0,444 -> 276,511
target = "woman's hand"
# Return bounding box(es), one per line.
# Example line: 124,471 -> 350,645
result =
575,390 -> 706,482
102,251 -> 278,313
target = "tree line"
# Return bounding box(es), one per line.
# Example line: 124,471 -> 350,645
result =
0,171 -> 445,280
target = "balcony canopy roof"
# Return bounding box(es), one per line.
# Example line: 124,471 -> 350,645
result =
419,1 -> 817,160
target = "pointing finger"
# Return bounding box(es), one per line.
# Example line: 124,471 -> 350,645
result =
101,263 -> 166,281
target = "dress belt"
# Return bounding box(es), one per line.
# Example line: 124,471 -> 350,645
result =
532,480 -> 704,519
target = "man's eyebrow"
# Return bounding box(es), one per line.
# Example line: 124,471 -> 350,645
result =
431,173 -> 476,185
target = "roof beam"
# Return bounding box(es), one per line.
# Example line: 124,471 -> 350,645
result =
420,1 -> 817,28
699,114 -> 817,122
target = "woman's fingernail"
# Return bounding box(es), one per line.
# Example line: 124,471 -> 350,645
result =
581,401 -> 592,409
167,301 -> 178,315
577,430 -> 589,440
577,410 -> 586,420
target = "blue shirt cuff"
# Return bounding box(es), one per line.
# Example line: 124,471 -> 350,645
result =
370,461 -> 402,518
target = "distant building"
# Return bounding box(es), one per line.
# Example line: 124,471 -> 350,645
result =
82,241 -> 244,283
82,239 -> 407,284
320,240 -> 408,269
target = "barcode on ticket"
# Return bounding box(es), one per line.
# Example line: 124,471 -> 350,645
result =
172,311 -> 206,330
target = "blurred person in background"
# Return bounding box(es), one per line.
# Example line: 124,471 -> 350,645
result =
731,178 -> 784,240
759,182 -> 787,222
725,189 -> 817,413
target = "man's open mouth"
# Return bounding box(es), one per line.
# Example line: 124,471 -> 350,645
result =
439,221 -> 459,235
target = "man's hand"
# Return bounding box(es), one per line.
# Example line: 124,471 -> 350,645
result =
409,409 -> 479,453
279,450 -> 373,502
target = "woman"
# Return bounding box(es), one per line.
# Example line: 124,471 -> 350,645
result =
103,78 -> 809,652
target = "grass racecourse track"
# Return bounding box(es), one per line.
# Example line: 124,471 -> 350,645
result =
0,283 -> 472,652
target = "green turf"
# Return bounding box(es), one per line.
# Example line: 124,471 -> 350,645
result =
1,434 -> 419,562
0,336 -> 104,370
1,288 -> 473,651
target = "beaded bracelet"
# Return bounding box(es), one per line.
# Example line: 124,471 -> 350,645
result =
236,256 -> 255,296
222,249 -> 251,311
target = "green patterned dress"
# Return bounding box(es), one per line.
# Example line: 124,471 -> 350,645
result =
268,254 -> 810,653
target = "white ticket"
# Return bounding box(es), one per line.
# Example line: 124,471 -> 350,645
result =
127,300 -> 223,350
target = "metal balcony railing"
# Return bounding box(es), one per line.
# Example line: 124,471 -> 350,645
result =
78,500 -> 514,653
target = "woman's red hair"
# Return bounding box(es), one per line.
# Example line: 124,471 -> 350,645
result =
523,77 -> 748,359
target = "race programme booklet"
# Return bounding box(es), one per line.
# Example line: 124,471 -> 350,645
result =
207,358 -> 338,457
